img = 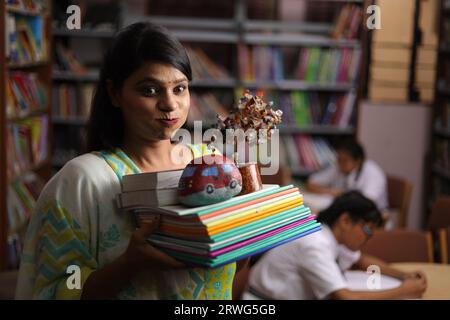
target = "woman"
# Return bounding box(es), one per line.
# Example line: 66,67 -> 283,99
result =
15,22 -> 237,300
306,138 -> 388,211
242,191 -> 427,300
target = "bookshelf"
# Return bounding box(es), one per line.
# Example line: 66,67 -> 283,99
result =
123,0 -> 370,178
429,0 -> 450,203
50,1 -> 121,170
0,0 -> 53,270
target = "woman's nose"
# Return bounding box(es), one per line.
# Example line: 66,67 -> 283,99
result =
157,91 -> 177,112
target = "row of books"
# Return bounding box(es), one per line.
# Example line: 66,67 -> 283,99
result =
187,90 -> 355,129
330,3 -> 362,40
188,93 -> 229,125
6,115 -> 49,180
118,171 -> 321,267
7,172 -> 43,233
435,139 -> 450,171
52,83 -> 94,119
6,72 -> 47,119
6,172 -> 44,268
281,135 -> 336,172
294,47 -> 361,84
6,0 -> 47,12
238,45 -> 283,82
238,45 -> 360,84
273,90 -> 356,128
5,13 -> 47,65
185,46 -> 232,81
54,42 -> 88,75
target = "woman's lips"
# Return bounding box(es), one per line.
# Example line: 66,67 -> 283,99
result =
157,118 -> 179,126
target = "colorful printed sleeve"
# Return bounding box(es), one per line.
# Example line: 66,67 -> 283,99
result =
16,155 -> 101,299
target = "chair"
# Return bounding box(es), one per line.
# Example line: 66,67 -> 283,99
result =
427,196 -> 450,231
439,227 -> 450,264
386,175 -> 412,228
361,229 -> 434,263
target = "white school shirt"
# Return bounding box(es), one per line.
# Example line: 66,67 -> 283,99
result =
308,159 -> 388,210
244,225 -> 361,300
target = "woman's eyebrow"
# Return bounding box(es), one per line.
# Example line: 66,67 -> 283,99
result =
135,76 -> 188,86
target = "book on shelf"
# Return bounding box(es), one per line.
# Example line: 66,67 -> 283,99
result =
5,13 -> 48,65
6,0 -> 48,12
6,172 -> 44,268
266,90 -> 356,128
294,47 -> 361,84
238,45 -> 284,82
188,93 -> 229,126
125,184 -> 321,267
6,115 -> 49,180
52,83 -> 94,119
185,46 -> 232,81
54,42 -> 88,75
281,135 -> 336,172
330,3 -> 362,40
6,72 -> 47,119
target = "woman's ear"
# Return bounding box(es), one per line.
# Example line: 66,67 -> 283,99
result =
106,80 -> 120,108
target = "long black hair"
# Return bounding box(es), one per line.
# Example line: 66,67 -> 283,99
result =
86,22 -> 192,152
317,191 -> 382,227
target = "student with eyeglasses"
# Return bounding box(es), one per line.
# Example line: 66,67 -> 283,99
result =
242,191 -> 427,300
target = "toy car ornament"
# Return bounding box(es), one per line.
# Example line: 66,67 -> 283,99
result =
178,154 -> 243,207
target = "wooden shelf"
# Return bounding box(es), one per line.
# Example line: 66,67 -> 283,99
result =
52,71 -> 100,82
8,60 -> 49,69
9,158 -> 51,184
6,5 -> 46,16
52,117 -> 88,125
243,80 -> 355,92
1,0 -> 53,270
7,108 -> 49,122
279,125 -> 355,135
53,28 -> 116,38
243,33 -> 360,47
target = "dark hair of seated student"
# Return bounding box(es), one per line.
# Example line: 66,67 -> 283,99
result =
334,138 -> 366,177
317,190 -> 383,228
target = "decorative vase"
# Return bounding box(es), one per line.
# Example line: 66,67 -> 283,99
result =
237,162 -> 263,195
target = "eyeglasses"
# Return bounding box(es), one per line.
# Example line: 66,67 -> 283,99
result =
362,224 -> 373,239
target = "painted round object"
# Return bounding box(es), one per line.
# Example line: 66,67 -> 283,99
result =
178,154 -> 243,207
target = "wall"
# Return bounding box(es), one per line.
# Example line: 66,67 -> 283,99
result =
357,101 -> 431,229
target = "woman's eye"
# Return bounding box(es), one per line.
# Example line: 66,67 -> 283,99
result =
174,85 -> 187,94
141,87 -> 158,96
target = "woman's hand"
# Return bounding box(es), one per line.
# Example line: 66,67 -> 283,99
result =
123,217 -> 185,272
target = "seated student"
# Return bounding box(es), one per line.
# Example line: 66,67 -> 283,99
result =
242,191 -> 427,300
306,139 -> 388,211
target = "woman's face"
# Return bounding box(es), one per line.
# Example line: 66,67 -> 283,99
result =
112,62 -> 190,142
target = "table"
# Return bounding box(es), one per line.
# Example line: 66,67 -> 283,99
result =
390,262 -> 450,300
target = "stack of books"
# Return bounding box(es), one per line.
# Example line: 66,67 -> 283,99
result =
117,169 -> 184,210
123,184 -> 321,268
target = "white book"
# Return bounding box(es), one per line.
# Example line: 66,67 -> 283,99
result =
118,188 -> 179,208
122,169 -> 183,192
